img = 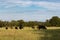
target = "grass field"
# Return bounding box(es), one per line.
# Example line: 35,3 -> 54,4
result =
0,27 -> 60,40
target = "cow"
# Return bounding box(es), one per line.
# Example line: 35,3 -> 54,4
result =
19,24 -> 23,29
37,25 -> 47,30
6,27 -> 8,29
15,27 -> 18,29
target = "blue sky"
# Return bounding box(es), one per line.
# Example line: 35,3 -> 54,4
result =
0,0 -> 60,21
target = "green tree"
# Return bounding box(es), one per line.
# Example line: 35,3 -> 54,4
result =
3,21 -> 9,27
49,16 -> 60,26
17,20 -> 24,25
27,21 -> 35,27
45,20 -> 51,26
9,20 -> 19,29
0,20 -> 4,27
17,20 -> 24,29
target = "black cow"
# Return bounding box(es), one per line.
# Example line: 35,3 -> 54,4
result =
19,24 -> 23,29
37,25 -> 47,30
6,27 -> 8,29
15,27 -> 18,29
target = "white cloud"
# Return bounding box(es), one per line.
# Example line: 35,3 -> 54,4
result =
0,0 -> 60,10
0,0 -> 32,8
34,2 -> 60,10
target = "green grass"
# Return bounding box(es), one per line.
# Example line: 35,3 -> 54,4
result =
41,29 -> 60,40
0,28 -> 60,40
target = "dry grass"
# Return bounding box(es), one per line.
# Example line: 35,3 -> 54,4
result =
47,27 -> 60,29
0,28 -> 45,40
0,27 -> 60,40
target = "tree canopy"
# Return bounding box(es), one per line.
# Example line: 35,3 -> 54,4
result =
0,16 -> 60,27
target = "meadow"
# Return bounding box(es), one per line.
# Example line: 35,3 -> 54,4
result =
0,27 -> 60,40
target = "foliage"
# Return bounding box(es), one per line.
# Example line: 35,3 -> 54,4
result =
49,16 -> 60,26
0,16 -> 60,27
45,16 -> 60,27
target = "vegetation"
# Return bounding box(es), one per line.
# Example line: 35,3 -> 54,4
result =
0,16 -> 60,28
45,16 -> 60,27
0,16 -> 59,40
0,28 -> 60,40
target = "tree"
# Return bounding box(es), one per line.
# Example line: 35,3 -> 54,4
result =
17,20 -> 24,29
9,20 -> 19,29
3,21 -> 9,27
45,20 -> 51,26
49,16 -> 60,26
0,20 -> 4,27
27,21 -> 35,29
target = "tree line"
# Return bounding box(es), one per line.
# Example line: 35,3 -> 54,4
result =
0,16 -> 60,28
45,16 -> 60,27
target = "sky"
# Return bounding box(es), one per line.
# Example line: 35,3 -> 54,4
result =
0,0 -> 60,22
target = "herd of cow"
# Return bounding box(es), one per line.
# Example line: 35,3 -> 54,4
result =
5,25 -> 47,30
